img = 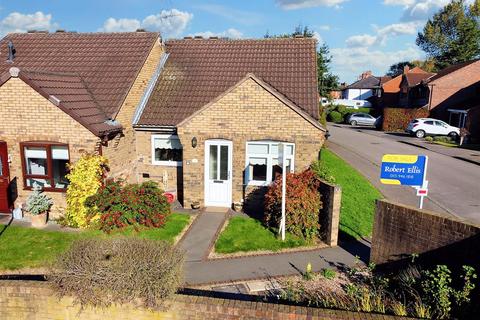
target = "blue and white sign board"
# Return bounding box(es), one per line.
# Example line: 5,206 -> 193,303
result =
380,154 -> 429,209
380,154 -> 427,186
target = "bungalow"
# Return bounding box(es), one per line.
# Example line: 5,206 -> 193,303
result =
342,71 -> 391,102
0,32 -> 325,216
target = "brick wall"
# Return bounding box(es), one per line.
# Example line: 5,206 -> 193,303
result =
319,180 -> 341,246
177,77 -> 325,208
429,61 -> 480,118
103,39 -> 164,181
0,77 -> 99,218
371,200 -> 480,269
0,281 -> 407,320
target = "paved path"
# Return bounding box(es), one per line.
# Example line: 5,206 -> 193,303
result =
327,123 -> 480,224
178,210 -> 362,286
179,211 -> 227,262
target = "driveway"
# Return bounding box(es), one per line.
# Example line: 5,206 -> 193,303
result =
326,123 -> 480,224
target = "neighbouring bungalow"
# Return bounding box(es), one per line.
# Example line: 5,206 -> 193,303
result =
381,66 -> 432,107
0,32 -> 325,217
341,71 -> 391,102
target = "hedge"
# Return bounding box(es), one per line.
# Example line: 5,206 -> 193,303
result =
382,107 -> 429,132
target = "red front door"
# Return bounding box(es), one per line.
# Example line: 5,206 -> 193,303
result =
0,141 -> 11,213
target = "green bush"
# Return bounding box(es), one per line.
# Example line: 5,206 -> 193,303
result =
310,160 -> 336,184
319,104 -> 327,127
49,237 -> 184,309
328,111 -> 343,123
425,136 -> 434,142
264,169 -> 322,241
85,180 -> 171,233
433,136 -> 453,143
25,183 -> 53,215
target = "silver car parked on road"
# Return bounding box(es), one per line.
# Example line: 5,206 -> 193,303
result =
346,112 -> 377,126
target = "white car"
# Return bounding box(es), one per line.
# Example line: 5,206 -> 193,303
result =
406,118 -> 460,138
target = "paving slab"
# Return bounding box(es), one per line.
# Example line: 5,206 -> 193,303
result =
179,211 -> 226,262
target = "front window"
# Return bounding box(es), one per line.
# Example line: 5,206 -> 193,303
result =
21,143 -> 70,191
245,141 -> 295,186
151,134 -> 182,166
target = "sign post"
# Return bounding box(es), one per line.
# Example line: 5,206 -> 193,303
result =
380,154 -> 429,209
278,143 -> 287,241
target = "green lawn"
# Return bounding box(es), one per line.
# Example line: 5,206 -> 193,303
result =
320,148 -> 382,239
215,216 -> 307,254
0,213 -> 190,270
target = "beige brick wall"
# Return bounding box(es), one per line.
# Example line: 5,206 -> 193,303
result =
134,131 -> 182,198
102,38 -> 164,181
177,77 -> 325,208
0,77 -> 99,218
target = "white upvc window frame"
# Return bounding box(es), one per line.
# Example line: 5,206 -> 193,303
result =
244,141 -> 295,187
151,134 -> 183,167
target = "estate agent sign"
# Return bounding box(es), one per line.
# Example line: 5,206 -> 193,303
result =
380,154 -> 429,209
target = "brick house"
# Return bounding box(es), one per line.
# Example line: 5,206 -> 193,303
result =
0,33 -> 325,215
0,31 -> 163,216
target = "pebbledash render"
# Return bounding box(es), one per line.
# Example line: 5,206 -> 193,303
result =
0,32 -> 325,217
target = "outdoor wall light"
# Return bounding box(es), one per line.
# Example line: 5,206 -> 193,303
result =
191,137 -> 197,148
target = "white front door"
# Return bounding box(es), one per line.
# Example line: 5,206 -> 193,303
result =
204,140 -> 233,207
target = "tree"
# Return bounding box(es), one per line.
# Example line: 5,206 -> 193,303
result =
386,61 -> 415,77
416,0 -> 480,69
265,25 -> 339,96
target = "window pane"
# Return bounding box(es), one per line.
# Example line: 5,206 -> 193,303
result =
247,143 -> 269,154
52,146 -> 69,160
219,145 -> 228,180
26,178 -> 51,188
53,159 -> 69,189
0,157 -> 3,176
272,158 -> 292,181
153,136 -> 182,162
286,145 -> 294,156
271,144 -> 278,155
249,157 -> 267,181
209,145 -> 218,180
24,147 -> 47,175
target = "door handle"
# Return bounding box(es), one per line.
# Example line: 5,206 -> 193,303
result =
213,180 -> 223,184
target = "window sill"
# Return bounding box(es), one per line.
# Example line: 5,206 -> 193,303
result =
152,161 -> 182,167
23,187 -> 67,193
245,181 -> 271,187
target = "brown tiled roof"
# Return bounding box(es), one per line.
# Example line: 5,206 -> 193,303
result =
137,38 -> 319,126
429,60 -> 479,82
405,72 -> 435,87
20,70 -> 122,136
0,31 -> 159,120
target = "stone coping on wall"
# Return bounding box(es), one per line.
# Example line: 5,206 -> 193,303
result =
0,280 -> 414,320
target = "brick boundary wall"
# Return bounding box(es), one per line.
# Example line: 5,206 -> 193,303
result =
0,281 -> 411,320
370,199 -> 480,269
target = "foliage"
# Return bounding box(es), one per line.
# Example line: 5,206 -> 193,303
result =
386,61 -> 416,77
49,237 -> 183,309
281,262 -> 478,319
264,24 -> 339,96
416,0 -> 480,69
304,263 -> 314,280
310,159 -> 336,184
215,216 -> 307,254
0,214 -> 190,270
321,268 -> 336,280
264,169 -> 322,241
327,110 -> 343,123
433,135 -> 454,143
320,149 -> 382,238
318,104 -> 327,127
382,107 -> 429,132
25,183 -> 53,215
424,136 -> 434,142
65,154 -> 108,228
85,180 -> 171,233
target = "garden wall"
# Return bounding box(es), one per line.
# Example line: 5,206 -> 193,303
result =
382,107 -> 429,132
0,281 -> 409,319
370,200 -> 480,270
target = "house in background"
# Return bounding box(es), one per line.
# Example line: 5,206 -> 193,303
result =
0,31 -> 162,216
0,32 -> 325,216
381,66 -> 432,107
397,69 -> 436,108
341,71 -> 391,107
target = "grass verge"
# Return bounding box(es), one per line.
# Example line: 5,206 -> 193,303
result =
215,216 -> 307,254
0,213 -> 190,270
320,148 -> 382,239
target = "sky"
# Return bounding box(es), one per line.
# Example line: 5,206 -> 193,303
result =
0,0 -> 460,83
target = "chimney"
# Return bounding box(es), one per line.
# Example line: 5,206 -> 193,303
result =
183,36 -> 193,39
404,65 -> 410,74
194,36 -> 203,40
6,40 -> 16,63
294,34 -> 304,38
136,28 -> 146,32
359,70 -> 372,80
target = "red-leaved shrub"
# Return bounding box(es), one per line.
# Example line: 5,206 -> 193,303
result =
85,180 -> 170,232
382,107 -> 429,132
264,169 -> 322,241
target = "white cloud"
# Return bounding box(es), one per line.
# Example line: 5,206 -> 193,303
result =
190,28 -> 243,39
331,46 -> 423,82
0,11 -> 58,35
100,9 -> 193,38
401,0 -> 449,21
275,0 -> 348,10
195,4 -> 262,25
346,21 -> 420,47
383,0 -> 416,6
318,25 -> 331,31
